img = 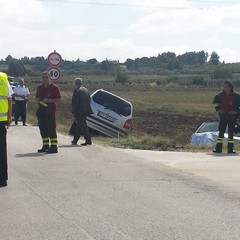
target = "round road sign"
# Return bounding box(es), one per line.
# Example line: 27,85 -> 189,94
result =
48,51 -> 62,66
48,66 -> 61,81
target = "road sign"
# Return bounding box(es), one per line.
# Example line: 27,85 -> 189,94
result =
48,66 -> 61,81
47,51 -> 62,66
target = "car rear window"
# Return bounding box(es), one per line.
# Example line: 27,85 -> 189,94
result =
92,91 -> 131,116
197,122 -> 219,133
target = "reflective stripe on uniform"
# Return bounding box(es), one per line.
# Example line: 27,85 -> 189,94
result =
42,137 -> 49,145
217,137 -> 224,143
0,113 -> 7,117
0,96 -> 8,99
50,138 -> 58,146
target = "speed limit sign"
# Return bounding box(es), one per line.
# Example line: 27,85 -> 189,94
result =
48,66 -> 61,81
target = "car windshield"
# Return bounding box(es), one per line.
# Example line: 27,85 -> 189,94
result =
197,122 -> 219,133
92,91 -> 131,116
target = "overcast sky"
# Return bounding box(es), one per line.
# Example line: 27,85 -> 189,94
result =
1,0 -> 240,63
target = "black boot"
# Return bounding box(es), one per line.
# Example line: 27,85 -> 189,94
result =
228,142 -> 236,154
213,143 -> 222,153
38,145 -> 49,153
46,146 -> 58,154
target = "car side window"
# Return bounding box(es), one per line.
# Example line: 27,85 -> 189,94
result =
93,91 -> 131,116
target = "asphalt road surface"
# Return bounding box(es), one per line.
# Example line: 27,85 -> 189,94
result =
1,124 -> 240,240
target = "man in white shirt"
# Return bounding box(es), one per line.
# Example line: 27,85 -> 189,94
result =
13,78 -> 30,126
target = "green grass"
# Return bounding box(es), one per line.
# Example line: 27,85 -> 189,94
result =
94,135 -> 176,151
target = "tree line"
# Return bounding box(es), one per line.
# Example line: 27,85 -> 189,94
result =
0,51 -> 224,77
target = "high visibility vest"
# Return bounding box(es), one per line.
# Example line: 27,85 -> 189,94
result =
0,72 -> 9,122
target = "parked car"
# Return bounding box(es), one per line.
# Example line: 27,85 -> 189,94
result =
86,89 -> 133,138
190,121 -> 240,146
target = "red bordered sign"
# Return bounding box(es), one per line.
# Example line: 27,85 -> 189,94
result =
48,66 -> 61,81
47,51 -> 62,66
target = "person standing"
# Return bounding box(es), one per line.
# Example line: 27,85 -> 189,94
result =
0,72 -> 13,187
213,81 -> 240,154
71,77 -> 93,146
36,71 -> 61,154
13,78 -> 30,126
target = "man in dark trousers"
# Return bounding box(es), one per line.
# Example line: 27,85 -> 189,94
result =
13,78 -> 30,126
36,71 -> 61,153
71,77 -> 93,146
0,72 -> 13,187
213,81 -> 240,154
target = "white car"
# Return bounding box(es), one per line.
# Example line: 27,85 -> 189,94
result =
190,121 -> 240,146
87,89 -> 133,138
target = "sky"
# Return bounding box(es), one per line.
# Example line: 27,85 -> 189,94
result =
2,0 -> 240,63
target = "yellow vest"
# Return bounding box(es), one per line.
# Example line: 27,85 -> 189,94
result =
0,72 -> 9,122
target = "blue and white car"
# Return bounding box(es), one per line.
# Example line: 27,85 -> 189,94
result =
87,89 -> 133,138
190,121 -> 240,146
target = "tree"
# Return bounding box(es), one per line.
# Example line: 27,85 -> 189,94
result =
87,58 -> 98,64
197,51 -> 208,65
125,58 -> 134,69
5,55 -> 13,64
209,52 -> 220,65
8,58 -> 27,76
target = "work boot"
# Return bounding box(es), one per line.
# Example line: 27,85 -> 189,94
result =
81,141 -> 92,146
38,145 -> 49,153
213,143 -> 222,153
227,142 -> 236,154
46,146 -> 58,154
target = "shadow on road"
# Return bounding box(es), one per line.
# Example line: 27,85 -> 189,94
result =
15,152 -> 45,158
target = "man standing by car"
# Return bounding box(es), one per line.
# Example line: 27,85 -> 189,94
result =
71,77 -> 93,146
213,81 -> 240,154
0,72 -> 13,187
36,71 -> 61,154
13,78 -> 30,126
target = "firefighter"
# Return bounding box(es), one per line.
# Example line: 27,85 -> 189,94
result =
0,72 -> 13,187
213,81 -> 240,154
36,71 -> 61,154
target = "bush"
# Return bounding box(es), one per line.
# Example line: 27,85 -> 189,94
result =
192,75 -> 205,85
213,66 -> 232,79
115,72 -> 129,84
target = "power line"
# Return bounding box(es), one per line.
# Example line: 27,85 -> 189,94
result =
35,0 -> 192,9
36,0 -> 240,9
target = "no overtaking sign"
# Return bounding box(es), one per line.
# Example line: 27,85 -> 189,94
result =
48,51 -> 62,66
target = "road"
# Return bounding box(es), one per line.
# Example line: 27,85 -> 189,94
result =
1,125 -> 240,240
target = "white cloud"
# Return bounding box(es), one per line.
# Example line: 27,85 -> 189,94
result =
1,0 -> 240,63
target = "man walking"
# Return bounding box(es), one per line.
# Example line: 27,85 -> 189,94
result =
71,77 -> 93,146
0,72 -> 13,187
36,71 -> 61,153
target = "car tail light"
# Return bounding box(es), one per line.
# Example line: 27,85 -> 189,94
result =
123,118 -> 132,129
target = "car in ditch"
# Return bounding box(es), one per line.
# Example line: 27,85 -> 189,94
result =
190,121 -> 240,146
86,89 -> 133,138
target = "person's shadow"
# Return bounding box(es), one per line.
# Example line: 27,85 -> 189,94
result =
15,152 -> 46,158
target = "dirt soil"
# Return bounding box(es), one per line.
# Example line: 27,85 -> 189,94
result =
132,111 -> 215,145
